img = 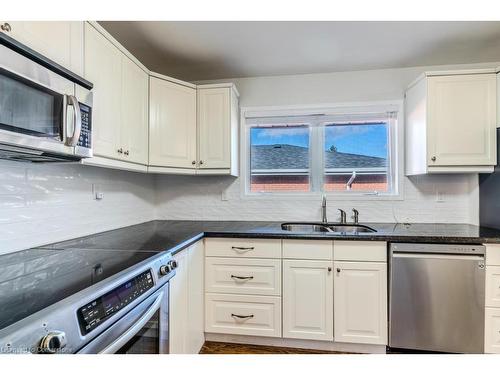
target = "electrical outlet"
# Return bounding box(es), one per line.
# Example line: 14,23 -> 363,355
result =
436,191 -> 445,203
92,183 -> 104,201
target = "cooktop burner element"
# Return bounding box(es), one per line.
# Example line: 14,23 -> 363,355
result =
0,247 -> 162,331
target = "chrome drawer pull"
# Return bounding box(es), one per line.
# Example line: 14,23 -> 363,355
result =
231,275 -> 254,281
231,246 -> 255,252
231,314 -> 254,319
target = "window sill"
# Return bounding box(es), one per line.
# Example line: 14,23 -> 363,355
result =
241,191 -> 404,201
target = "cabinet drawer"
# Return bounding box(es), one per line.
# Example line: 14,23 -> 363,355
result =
334,241 -> 387,262
205,238 -> 281,258
205,293 -> 281,337
282,240 -> 333,260
485,307 -> 500,353
205,257 -> 281,296
486,266 -> 500,308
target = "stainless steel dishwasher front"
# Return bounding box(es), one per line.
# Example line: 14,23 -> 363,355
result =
389,243 -> 485,353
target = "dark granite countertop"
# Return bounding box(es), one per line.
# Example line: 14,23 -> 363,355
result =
37,220 -> 500,256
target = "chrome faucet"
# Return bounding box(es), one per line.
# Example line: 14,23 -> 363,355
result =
338,209 -> 347,224
352,208 -> 359,224
321,195 -> 328,223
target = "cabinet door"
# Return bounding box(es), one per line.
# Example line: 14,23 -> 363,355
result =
334,261 -> 387,345
197,87 -> 231,169
149,77 -> 197,169
84,23 -> 122,160
187,241 -> 205,354
1,21 -> 84,75
485,307 -> 500,353
169,249 -> 189,354
427,74 -> 497,166
121,56 -> 148,165
283,260 -> 333,341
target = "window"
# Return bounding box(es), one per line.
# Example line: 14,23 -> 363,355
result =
245,106 -> 399,196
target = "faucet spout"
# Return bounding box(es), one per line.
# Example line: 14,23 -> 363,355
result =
321,195 -> 327,224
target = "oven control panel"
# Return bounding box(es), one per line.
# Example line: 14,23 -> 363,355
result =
77,103 -> 91,150
77,270 -> 154,335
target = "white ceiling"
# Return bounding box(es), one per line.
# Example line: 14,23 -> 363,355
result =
99,21 -> 500,81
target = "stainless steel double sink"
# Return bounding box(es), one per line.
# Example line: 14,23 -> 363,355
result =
281,222 -> 376,234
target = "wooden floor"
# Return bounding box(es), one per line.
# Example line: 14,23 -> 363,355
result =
199,341 -> 352,354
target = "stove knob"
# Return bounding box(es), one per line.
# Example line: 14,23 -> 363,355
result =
39,331 -> 67,354
169,260 -> 178,270
159,264 -> 172,276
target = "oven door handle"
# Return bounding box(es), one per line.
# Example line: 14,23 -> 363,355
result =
99,291 -> 164,354
65,95 -> 82,147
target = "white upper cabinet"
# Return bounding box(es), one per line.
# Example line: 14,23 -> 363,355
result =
84,23 -> 122,160
84,23 -> 149,168
497,68 -> 500,127
0,21 -> 84,75
149,80 -> 239,175
283,259 -> 334,341
149,75 -> 197,170
120,56 -> 148,165
405,70 -> 497,175
197,84 -> 239,174
333,261 -> 387,345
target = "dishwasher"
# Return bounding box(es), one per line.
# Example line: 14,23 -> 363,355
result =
389,243 -> 485,353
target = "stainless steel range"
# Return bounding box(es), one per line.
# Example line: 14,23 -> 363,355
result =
0,238 -> 177,354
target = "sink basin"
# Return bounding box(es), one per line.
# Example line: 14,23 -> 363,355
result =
281,222 -> 376,234
281,223 -> 331,232
328,225 -> 376,234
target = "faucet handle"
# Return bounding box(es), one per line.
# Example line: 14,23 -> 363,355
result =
338,209 -> 347,224
352,208 -> 359,224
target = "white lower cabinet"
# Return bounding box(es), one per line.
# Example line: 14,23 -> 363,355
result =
485,307 -> 500,353
169,241 -> 204,354
333,261 -> 387,345
205,294 -> 281,337
283,260 -> 334,341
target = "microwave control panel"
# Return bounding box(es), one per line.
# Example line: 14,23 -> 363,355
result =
77,104 -> 91,149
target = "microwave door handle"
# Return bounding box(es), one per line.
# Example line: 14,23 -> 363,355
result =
99,291 -> 164,354
65,95 -> 82,147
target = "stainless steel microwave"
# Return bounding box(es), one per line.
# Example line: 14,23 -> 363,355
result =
0,40 -> 93,162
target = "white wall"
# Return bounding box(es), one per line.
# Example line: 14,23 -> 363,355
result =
155,62 -> 499,224
0,160 -> 156,254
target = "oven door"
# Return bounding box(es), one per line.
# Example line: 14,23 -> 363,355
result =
77,286 -> 169,354
0,44 -> 81,157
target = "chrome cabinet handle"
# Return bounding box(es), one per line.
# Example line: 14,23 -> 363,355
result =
192,160 -> 196,165
431,156 -> 436,162
336,268 -> 341,273
328,267 -> 332,272
231,246 -> 255,251
199,160 -> 204,165
1,23 -> 11,32
65,95 -> 82,147
124,150 -> 129,156
231,275 -> 254,280
117,148 -> 123,154
231,314 -> 254,319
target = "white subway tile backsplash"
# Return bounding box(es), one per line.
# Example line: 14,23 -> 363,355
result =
154,173 -> 479,225
0,160 -> 156,255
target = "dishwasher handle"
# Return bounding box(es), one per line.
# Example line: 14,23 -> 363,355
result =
392,252 -> 485,262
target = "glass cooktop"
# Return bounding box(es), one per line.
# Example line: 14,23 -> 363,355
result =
0,247 -> 162,331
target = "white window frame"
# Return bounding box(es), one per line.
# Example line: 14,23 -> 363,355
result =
240,100 -> 404,201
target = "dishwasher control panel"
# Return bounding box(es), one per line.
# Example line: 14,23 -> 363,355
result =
391,243 -> 485,255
